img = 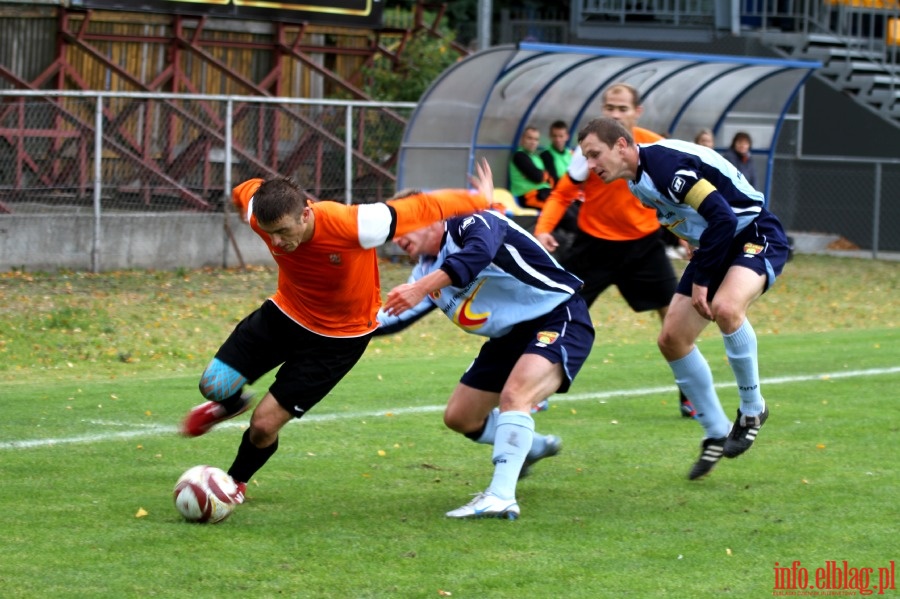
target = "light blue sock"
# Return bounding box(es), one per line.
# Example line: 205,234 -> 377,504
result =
474,408 -> 499,444
723,319 -> 765,416
487,411 -> 534,500
480,407 -> 552,460
669,347 -> 730,439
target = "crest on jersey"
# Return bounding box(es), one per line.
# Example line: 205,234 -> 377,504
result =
742,243 -> 764,256
671,176 -> 686,193
329,253 -> 341,264
536,331 -> 559,346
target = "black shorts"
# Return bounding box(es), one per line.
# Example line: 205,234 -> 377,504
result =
677,210 -> 790,300
460,294 -> 595,394
215,300 -> 371,417
563,229 -> 678,311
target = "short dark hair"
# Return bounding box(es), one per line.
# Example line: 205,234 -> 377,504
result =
549,120 -> 568,131
252,178 -> 308,225
577,117 -> 634,147
731,131 -> 752,147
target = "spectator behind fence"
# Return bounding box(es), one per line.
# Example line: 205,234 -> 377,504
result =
540,120 -> 574,186
722,131 -> 757,189
694,128 -> 715,149
509,125 -> 553,210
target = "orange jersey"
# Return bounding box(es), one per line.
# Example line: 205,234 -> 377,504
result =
232,179 -> 488,337
534,127 -> 663,241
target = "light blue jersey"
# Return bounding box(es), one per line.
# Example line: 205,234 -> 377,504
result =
629,139 -> 776,285
630,139 -> 765,247
377,211 -> 583,338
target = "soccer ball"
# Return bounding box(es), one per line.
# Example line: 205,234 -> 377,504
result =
173,465 -> 239,524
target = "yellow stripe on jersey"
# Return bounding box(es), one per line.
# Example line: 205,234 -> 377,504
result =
684,179 -> 716,210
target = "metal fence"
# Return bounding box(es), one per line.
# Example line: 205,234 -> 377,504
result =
771,155 -> 900,258
0,91 -> 416,214
769,115 -> 900,258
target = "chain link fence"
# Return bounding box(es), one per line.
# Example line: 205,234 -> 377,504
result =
771,157 -> 900,257
0,92 -> 414,214
770,116 -> 900,258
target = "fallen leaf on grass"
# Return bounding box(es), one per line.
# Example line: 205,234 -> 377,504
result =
135,508 -> 148,518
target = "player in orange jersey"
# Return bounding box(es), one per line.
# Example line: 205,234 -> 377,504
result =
534,83 -> 695,418
181,162 -> 493,504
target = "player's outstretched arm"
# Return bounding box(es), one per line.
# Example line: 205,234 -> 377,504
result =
468,157 -> 494,205
387,190 -> 489,239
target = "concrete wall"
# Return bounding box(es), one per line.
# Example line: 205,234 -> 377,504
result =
0,214 -> 275,272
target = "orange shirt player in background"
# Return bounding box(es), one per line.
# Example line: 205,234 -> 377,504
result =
534,82 -> 695,418
180,160 -> 494,507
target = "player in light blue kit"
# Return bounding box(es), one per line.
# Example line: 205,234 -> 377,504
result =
577,117 -> 791,480
377,159 -> 595,519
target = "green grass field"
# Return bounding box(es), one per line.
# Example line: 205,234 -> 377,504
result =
0,255 -> 897,598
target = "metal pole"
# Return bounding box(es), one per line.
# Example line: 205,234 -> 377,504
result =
478,0 -> 492,50
92,95 -> 103,273
345,105 -> 353,205
224,99 -> 233,267
796,85 -> 804,157
872,162 -> 881,260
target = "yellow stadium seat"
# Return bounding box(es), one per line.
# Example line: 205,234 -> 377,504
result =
490,188 -> 540,217
889,17 -> 900,45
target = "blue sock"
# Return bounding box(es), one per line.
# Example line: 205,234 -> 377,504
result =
669,347 -> 730,439
723,319 -> 765,416
474,408 -> 499,444
487,411 -> 534,500
480,407 -> 551,461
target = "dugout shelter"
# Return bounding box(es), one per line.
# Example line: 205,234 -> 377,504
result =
397,42 -> 820,203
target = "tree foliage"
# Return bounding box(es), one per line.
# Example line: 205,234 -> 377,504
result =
363,11 -> 462,102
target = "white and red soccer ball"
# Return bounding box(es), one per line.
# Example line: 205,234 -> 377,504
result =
173,465 -> 240,524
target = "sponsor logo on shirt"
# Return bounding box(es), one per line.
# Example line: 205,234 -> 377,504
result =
329,253 -> 341,264
671,176 -> 686,193
453,279 -> 489,330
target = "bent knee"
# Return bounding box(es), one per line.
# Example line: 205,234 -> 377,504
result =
199,358 -> 247,401
657,328 -> 695,360
443,410 -> 475,434
709,300 -> 745,331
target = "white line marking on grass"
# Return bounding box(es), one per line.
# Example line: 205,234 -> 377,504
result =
2,366 -> 898,451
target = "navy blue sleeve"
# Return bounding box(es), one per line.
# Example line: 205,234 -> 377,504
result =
439,214 -> 507,287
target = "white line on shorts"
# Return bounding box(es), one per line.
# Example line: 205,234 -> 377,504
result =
1,366 -> 897,451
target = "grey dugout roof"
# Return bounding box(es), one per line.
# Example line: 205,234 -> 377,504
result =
397,42 -> 820,199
